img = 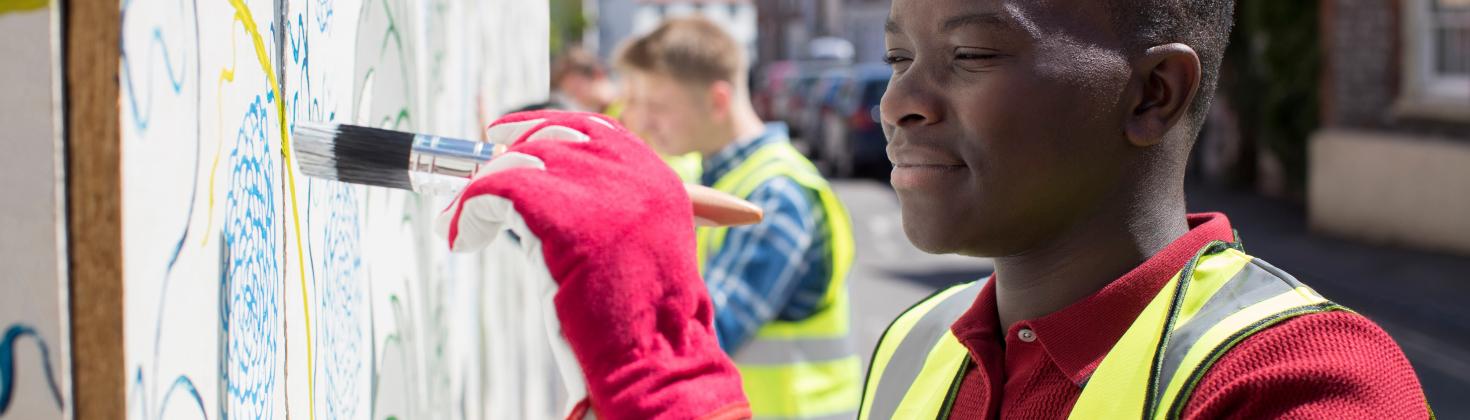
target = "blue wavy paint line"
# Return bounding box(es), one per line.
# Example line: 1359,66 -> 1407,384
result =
126,0 -> 203,417
287,12 -> 311,135
120,26 -> 188,132
149,75 -> 202,420
286,11 -> 333,133
151,13 -> 203,392
158,375 -> 208,420
131,367 -> 152,420
314,0 -> 333,33
0,324 -> 63,415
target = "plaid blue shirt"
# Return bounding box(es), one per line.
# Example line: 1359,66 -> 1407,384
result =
701,123 -> 834,353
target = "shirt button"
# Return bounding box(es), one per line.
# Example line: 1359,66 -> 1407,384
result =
1018,328 -> 1037,343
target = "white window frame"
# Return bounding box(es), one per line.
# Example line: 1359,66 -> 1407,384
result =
630,1 -> 759,62
1396,0 -> 1470,122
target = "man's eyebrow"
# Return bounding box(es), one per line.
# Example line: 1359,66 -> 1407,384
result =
940,12 -> 1010,32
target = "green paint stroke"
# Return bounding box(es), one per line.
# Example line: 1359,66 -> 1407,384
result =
0,0 -> 46,14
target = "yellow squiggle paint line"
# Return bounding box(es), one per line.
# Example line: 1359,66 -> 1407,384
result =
225,0 -> 316,418
0,0 -> 47,15
203,14 -> 241,248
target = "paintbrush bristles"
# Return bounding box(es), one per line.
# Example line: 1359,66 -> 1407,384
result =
292,121 -> 417,190
293,121 -> 343,180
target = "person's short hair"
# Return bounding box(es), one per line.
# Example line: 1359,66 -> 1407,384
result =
550,46 -> 605,89
1106,0 -> 1236,126
613,16 -> 746,89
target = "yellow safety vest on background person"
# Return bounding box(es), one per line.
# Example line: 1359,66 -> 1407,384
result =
664,152 -> 703,183
695,142 -> 861,420
859,241 -> 1352,420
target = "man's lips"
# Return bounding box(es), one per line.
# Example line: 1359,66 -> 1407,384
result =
888,144 -> 966,168
888,143 -> 968,190
891,163 -> 966,191
893,163 -> 966,169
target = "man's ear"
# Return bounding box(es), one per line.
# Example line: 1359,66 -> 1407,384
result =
1125,43 -> 1202,147
706,80 -> 734,120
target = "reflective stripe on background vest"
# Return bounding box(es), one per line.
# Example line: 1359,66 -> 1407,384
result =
695,142 -> 861,420
859,241 -> 1347,420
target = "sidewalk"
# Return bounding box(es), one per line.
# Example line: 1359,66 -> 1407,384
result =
1186,183 -> 1470,417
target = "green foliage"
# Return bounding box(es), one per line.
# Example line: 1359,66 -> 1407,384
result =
549,0 -> 588,54
1224,0 -> 1321,192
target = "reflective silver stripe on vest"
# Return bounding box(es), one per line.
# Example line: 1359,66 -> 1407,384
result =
867,282 -> 984,420
753,411 -> 858,420
733,336 -> 856,365
1154,258 -> 1300,401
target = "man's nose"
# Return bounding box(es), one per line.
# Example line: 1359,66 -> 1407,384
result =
880,73 -> 943,128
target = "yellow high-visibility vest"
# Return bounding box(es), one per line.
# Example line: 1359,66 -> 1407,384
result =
663,152 -> 702,183
695,141 -> 861,420
859,241 -> 1374,420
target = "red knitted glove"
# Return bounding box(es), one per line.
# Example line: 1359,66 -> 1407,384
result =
436,110 -> 750,420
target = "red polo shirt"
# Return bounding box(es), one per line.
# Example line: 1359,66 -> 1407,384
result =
946,213 -> 1430,419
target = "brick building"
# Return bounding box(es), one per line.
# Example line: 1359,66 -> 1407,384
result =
1311,0 -> 1470,254
590,0 -> 758,63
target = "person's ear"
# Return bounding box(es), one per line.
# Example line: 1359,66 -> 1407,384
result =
707,80 -> 734,120
1124,43 -> 1201,147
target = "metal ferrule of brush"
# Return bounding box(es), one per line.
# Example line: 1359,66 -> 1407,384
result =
407,134 -> 495,192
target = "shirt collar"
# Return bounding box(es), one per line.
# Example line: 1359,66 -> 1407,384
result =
950,212 -> 1237,386
700,122 -> 790,186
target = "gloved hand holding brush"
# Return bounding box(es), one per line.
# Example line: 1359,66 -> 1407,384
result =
436,110 -> 752,420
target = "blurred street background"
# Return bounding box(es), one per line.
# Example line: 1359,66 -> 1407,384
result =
550,0 -> 1470,415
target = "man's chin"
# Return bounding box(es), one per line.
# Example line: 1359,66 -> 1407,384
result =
651,142 -> 687,157
900,218 -> 964,255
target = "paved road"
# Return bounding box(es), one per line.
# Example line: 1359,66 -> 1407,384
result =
833,180 -> 992,367
832,178 -> 1469,417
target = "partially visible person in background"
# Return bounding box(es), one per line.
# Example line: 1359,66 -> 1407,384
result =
530,45 -> 700,181
616,76 -> 703,182
550,46 -> 622,115
615,17 -> 861,420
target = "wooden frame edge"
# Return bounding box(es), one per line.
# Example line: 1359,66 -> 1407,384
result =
64,0 -> 124,417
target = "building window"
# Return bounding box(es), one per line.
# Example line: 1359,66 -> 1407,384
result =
1398,0 -> 1470,121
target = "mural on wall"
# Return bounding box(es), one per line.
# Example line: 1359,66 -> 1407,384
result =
0,0 -> 69,418
119,0 -> 555,418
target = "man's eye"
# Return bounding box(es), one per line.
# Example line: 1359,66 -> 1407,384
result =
955,53 -> 998,61
882,55 -> 910,65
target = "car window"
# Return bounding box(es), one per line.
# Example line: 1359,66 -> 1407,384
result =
861,79 -> 889,105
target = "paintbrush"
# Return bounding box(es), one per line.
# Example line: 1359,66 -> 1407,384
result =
292,121 -> 763,227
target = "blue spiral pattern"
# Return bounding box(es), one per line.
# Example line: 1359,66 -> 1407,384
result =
316,184 -> 364,420
223,96 -> 281,419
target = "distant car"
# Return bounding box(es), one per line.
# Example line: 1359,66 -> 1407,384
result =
796,67 -> 855,159
783,72 -> 821,140
817,63 -> 890,178
755,60 -> 845,143
753,61 -> 798,120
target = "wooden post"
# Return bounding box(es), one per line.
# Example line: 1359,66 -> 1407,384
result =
65,0 -> 124,416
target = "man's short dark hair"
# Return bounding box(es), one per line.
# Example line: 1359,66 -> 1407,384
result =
550,46 -> 605,89
613,17 -> 747,88
1107,0 -> 1236,128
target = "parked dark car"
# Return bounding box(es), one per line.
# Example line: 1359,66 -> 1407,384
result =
753,61 -> 799,121
797,68 -> 856,159
754,60 -> 846,145
817,63 -> 890,178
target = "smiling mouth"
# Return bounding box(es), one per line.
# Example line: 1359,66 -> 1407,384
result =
891,163 -> 967,191
893,163 -> 966,169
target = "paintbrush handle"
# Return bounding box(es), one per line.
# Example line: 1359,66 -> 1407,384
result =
400,134 -> 762,227
687,184 -> 764,227
408,134 -> 496,182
